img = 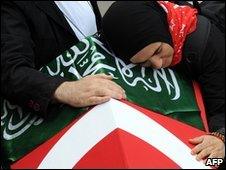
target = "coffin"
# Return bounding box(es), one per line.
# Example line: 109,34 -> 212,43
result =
1,36 -> 211,169
11,99 -> 210,169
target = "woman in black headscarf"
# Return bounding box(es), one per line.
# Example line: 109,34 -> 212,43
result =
102,1 -> 225,163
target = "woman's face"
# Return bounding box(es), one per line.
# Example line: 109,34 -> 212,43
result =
130,42 -> 174,69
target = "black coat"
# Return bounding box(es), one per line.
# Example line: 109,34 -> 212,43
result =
1,1 -> 102,115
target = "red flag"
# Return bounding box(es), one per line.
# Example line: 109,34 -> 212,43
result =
11,98 -> 211,169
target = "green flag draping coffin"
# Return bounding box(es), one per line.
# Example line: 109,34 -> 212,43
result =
1,36 -> 204,164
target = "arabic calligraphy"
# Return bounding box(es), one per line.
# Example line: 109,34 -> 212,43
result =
42,37 -> 180,100
1,36 -> 181,141
1,100 -> 43,140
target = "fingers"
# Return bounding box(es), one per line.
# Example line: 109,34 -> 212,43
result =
105,81 -> 126,99
92,73 -> 113,80
195,147 -> 213,161
141,59 -> 152,67
208,153 -> 220,159
191,143 -> 205,155
85,74 -> 126,99
87,96 -> 111,106
190,136 -> 205,155
130,54 -> 150,64
190,135 -> 225,164
54,74 -> 126,108
189,136 -> 204,144
141,54 -> 163,69
96,74 -> 124,92
148,54 -> 163,69
93,88 -> 124,100
96,75 -> 126,99
92,74 -> 126,98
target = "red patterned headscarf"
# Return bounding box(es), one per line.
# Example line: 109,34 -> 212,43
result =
157,1 -> 198,66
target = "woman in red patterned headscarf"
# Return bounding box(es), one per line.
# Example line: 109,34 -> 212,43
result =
102,1 -> 225,163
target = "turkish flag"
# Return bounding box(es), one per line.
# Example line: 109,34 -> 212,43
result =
11,97 -> 211,169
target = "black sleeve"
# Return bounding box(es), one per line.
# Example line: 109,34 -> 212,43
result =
199,1 -> 225,34
1,2 -> 67,115
198,24 -> 225,133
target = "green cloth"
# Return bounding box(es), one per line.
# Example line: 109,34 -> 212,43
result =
1,36 -> 204,163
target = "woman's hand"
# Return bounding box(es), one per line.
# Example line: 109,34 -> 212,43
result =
189,135 -> 225,162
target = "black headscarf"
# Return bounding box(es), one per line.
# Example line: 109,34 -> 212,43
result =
102,1 -> 173,61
